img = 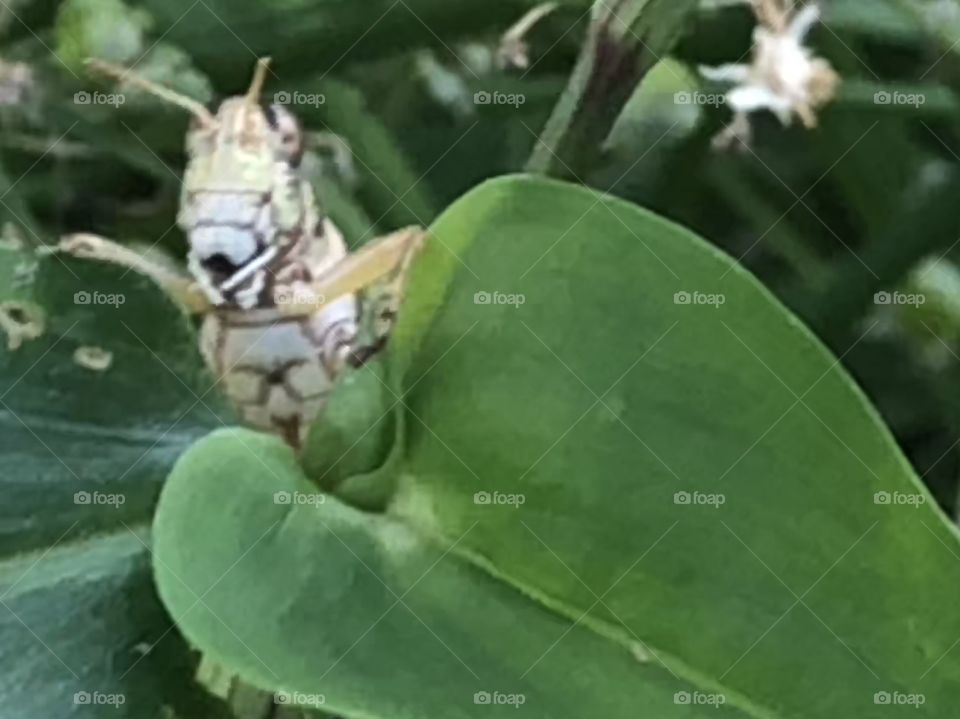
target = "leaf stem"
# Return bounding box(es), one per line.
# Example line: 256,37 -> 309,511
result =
526,0 -> 699,178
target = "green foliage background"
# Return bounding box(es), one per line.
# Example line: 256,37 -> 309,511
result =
3,0 -> 960,717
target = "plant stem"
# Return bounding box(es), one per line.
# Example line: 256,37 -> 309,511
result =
526,0 -> 699,179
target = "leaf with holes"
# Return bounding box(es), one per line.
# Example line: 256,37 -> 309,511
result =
0,241 -> 234,719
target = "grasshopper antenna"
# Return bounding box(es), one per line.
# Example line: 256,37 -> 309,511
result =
85,58 -> 217,128
245,57 -> 272,106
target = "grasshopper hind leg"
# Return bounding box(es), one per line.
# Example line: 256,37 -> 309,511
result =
345,290 -> 394,369
343,229 -> 423,369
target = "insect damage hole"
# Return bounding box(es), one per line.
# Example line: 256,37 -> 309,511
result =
0,221 -> 25,251
73,345 -> 114,372
0,301 -> 45,350
630,642 -> 653,664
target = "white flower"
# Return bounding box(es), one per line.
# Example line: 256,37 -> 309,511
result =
700,1 -> 840,147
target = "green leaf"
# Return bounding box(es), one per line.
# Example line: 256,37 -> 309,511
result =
0,243 -> 233,717
894,0 -> 960,51
154,428 -> 748,719
302,358 -> 398,508
55,0 -> 154,71
838,80 -> 960,117
55,0 -> 214,107
397,176 -> 960,716
828,0 -> 926,41
155,176 -> 960,717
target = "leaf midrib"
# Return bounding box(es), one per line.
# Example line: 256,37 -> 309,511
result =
387,499 -> 786,719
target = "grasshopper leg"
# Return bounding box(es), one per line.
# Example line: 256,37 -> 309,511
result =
60,233 -> 211,314
277,226 -> 426,318
347,226 -> 426,367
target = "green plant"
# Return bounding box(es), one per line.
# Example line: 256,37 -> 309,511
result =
3,1 -> 960,718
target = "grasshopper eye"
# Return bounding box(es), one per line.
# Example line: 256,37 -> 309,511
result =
266,103 -> 304,168
185,105 -> 218,156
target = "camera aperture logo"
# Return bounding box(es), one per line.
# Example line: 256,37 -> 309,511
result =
274,490 -> 326,507
674,491 -> 725,509
873,291 -> 925,307
474,90 -> 526,108
73,691 -> 126,708
674,291 -> 725,308
74,290 -> 125,308
873,91 -> 925,108
873,491 -> 925,508
874,691 -> 925,708
473,691 -> 526,708
74,491 -> 125,508
275,690 -> 326,708
74,91 -> 125,107
474,290 -> 525,308
474,491 -> 525,508
274,91 -> 326,107
674,691 -> 726,708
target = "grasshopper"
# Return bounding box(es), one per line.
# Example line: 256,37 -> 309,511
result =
61,58 -> 424,449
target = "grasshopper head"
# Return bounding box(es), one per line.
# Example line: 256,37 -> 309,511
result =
184,58 -> 304,175
87,58 -> 315,310
179,58 -> 313,308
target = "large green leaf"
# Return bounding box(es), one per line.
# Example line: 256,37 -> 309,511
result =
157,428 -> 746,719
154,176 -> 960,717
394,176 -> 960,715
0,243 -> 233,718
